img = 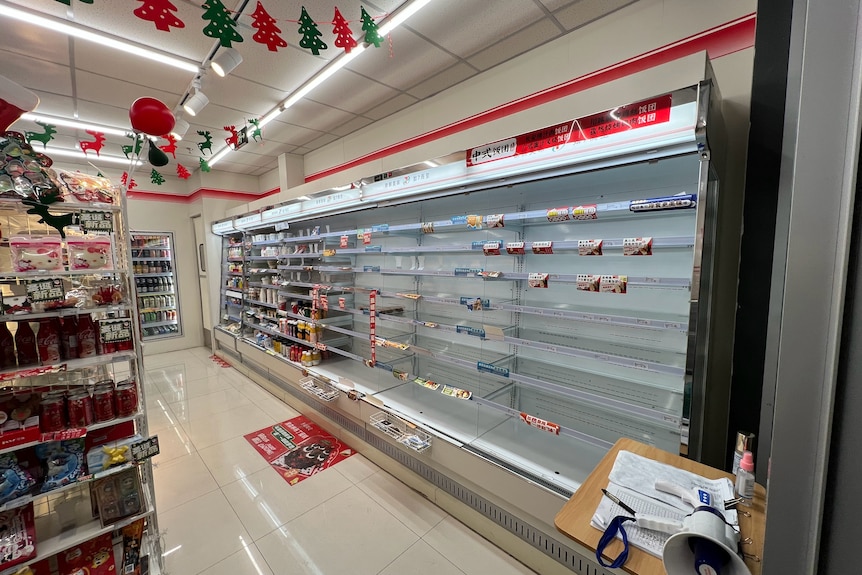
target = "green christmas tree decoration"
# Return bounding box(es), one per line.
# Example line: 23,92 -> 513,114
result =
360,6 -> 383,48
199,157 -> 211,172
332,7 -> 357,53
202,0 -> 244,48
150,169 -> 165,185
297,6 -> 327,55
97,171 -> 104,178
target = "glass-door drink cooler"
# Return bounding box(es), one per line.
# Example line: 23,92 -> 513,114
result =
131,232 -> 182,340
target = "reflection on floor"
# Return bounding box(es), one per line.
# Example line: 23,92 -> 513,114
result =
146,347 -> 538,575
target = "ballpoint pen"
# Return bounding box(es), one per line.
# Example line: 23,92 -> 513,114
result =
601,488 -> 637,516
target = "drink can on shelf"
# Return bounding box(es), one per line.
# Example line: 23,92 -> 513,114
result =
114,381 -> 138,417
93,385 -> 116,422
66,390 -> 94,427
40,395 -> 66,433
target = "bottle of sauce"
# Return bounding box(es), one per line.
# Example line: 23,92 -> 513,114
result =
61,316 -> 79,360
15,321 -> 38,366
77,314 -> 97,357
0,322 -> 15,369
36,318 -> 61,364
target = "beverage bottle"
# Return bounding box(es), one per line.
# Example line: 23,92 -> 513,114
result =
0,322 -> 16,369
77,314 -> 97,357
734,451 -> 756,506
36,318 -> 61,364
15,321 -> 38,366
61,316 -> 79,359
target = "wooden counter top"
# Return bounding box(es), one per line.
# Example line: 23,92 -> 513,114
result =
555,438 -> 765,575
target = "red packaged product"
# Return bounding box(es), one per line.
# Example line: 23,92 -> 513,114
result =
39,393 -> 66,433
37,318 -> 61,364
0,502 -> 36,571
14,321 -> 38,367
61,316 -> 79,360
67,390 -> 94,428
92,386 -> 115,423
57,531 -> 115,575
0,323 -> 15,369
114,382 -> 138,418
77,314 -> 97,358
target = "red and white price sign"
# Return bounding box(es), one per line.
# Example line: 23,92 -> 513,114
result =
320,294 -> 329,310
363,231 -> 372,245
340,235 -> 349,248
519,412 -> 560,435
369,290 -> 377,366
315,342 -> 328,351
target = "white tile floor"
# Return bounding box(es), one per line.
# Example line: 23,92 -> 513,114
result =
146,347 -> 538,575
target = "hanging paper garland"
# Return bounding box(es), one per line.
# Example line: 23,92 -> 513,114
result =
159,134 -> 178,159
332,7 -> 357,53
150,169 -> 165,185
176,164 -> 191,179
121,172 -> 138,190
54,0 -> 94,5
24,122 -> 56,149
79,130 -> 105,157
202,0 -> 244,48
297,6 -> 327,55
134,0 -> 185,32
248,119 -> 262,142
196,130 -> 213,155
199,157 -> 211,172
360,6 -> 383,48
224,125 -> 239,149
121,135 -> 143,159
251,1 -> 287,52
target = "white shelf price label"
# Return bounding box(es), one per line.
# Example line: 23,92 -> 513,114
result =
572,204 -> 598,220
578,239 -> 603,256
623,237 -> 653,256
506,242 -> 525,255
531,241 -> 553,255
483,241 -> 502,256
528,273 -> 549,288
546,207 -> 570,222
519,412 -> 560,435
600,275 -> 628,294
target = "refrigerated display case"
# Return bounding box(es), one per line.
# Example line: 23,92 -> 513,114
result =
216,227 -> 244,337
131,232 -> 182,340
213,78 -> 730,499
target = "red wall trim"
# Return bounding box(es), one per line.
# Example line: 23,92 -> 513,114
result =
306,13 -> 757,183
127,186 -> 279,203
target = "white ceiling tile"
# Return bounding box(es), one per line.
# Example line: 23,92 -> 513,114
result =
262,122 -> 325,147
554,0 -> 639,30
467,17 -> 563,71
329,115 -> 374,137
304,70 -> 399,115
364,93 -> 419,120
536,0 -> 584,11
74,71 -> 180,117
278,99 -> 357,134
406,62 -> 477,100
22,92 -> 76,119
199,74 -> 285,118
404,0 -> 546,58
345,28 -> 458,90
233,45 -> 326,94
0,51 -> 72,96
0,20 -> 71,66
304,133 -> 341,150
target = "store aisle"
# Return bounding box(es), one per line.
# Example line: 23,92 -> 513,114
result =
144,347 -> 537,575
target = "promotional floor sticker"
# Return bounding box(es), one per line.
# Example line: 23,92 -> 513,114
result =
245,415 -> 355,486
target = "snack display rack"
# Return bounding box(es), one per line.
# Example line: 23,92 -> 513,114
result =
213,80 -> 728,498
131,232 -> 182,340
215,225 -> 244,339
0,130 -> 162,575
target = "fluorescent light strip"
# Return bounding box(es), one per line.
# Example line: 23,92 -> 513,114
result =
207,146 -> 233,168
0,4 -> 199,73
21,113 -> 133,138
47,147 -> 142,166
378,0 -> 434,35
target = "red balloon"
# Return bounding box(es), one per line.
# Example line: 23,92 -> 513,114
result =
129,97 -> 175,137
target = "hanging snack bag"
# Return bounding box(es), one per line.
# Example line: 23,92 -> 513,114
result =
34,438 -> 85,493
0,453 -> 35,505
67,236 -> 112,270
10,236 -> 63,272
50,169 -> 117,205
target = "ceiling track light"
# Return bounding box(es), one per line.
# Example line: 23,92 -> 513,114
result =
171,117 -> 190,140
183,88 -> 209,117
211,47 -> 243,77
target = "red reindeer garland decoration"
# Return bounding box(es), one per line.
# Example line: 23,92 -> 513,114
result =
159,133 -> 178,159
224,125 -> 239,149
79,130 -> 106,156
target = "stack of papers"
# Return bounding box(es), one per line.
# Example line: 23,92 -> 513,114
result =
591,450 -> 737,558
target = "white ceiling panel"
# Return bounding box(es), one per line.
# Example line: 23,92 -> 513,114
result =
364,93 -> 419,120
554,0 -> 637,30
0,51 -> 72,96
304,70 -> 399,115
329,115 -> 374,137
406,62 -> 477,100
0,20 -> 71,66
0,0 -> 639,191
404,0 -> 546,58
467,17 -> 563,71
278,99 -> 357,133
262,122 -> 325,147
345,28 -> 458,90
